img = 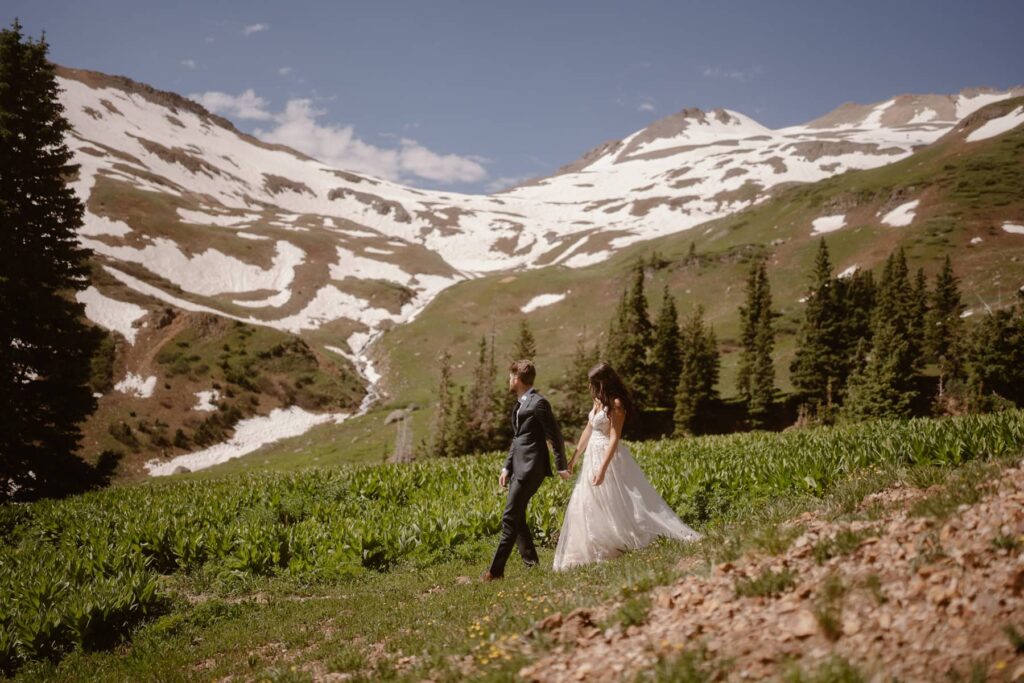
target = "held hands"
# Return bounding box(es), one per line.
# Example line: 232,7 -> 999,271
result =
557,470 -> 572,481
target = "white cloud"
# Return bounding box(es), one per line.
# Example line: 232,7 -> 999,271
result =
638,100 -> 655,112
242,23 -> 269,36
702,65 -> 763,81
254,98 -> 487,184
204,36 -> 215,44
180,59 -> 197,69
188,89 -> 272,120
278,66 -> 293,76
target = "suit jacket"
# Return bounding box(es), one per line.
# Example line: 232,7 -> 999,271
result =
503,388 -> 567,483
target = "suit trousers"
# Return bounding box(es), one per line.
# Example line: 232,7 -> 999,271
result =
488,474 -> 543,576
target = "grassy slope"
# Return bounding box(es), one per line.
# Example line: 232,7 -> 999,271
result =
190,98 -> 1024,477
11,412 -> 1024,682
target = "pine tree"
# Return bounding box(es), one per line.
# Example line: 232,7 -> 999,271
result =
737,257 -> 776,422
513,318 -> 537,361
446,387 -> 472,457
927,256 -> 966,386
841,247 -> 922,420
466,335 -> 501,451
789,239 -> 843,418
673,305 -> 720,435
1,21 -> 103,500
835,268 -> 876,389
606,259 -> 653,408
430,350 -> 454,457
964,294 -> 1024,410
553,333 -> 600,433
908,266 -> 929,368
649,285 -> 682,409
842,318 -> 917,420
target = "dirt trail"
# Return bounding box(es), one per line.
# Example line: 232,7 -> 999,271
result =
520,462 -> 1024,682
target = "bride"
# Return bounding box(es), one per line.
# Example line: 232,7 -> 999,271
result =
553,362 -> 701,571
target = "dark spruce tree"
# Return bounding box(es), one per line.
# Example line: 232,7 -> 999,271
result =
841,247 -> 921,420
553,332 -> 600,435
430,349 -> 454,457
842,318 -> 917,420
927,256 -> 966,388
445,386 -> 472,458
909,266 -> 930,367
736,257 -> 776,424
1,21 -> 105,500
606,258 -> 653,409
964,292 -> 1024,410
513,318 -> 537,361
466,333 -> 502,452
835,267 -> 876,385
789,239 -> 844,419
673,305 -> 720,436
649,285 -> 682,410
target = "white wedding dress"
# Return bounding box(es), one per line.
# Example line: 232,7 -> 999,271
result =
553,404 -> 701,571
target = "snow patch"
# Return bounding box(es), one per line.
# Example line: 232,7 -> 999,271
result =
234,290 -> 291,308
80,237 -> 305,296
79,210 -> 132,237
75,286 -> 148,344
115,372 -> 157,398
881,200 -> 920,227
970,236 -> 983,244
811,214 -> 847,235
1002,222 -> 1024,235
193,389 -> 221,412
966,106 -> 1024,142
521,292 -> 568,313
145,406 -> 349,476
837,265 -> 859,279
177,208 -> 260,227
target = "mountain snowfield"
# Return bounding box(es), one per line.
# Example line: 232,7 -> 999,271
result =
53,66 -> 1024,474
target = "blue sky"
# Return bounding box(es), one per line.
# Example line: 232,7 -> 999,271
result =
8,1 -> 1024,193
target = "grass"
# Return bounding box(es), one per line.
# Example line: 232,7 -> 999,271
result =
783,655 -> 865,683
8,414 -> 1024,681
812,527 -> 878,564
813,573 -> 847,642
734,567 -> 798,598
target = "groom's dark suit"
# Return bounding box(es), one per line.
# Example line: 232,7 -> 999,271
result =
488,387 -> 566,577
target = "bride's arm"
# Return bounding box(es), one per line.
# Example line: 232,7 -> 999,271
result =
593,400 -> 626,485
568,422 -> 592,471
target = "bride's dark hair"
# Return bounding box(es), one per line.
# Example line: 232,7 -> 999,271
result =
588,362 -> 635,421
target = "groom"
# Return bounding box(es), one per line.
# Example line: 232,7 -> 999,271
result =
482,360 -> 569,581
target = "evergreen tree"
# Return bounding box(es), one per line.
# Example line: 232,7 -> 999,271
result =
446,386 -> 472,457
649,285 -> 682,409
553,333 -> 601,433
430,350 -> 454,457
737,257 -> 776,423
1,21 -> 103,500
927,256 -> 966,385
835,268 -> 876,377
466,334 -> 502,451
606,259 -> 653,408
513,318 -> 537,361
673,305 -> 720,435
842,318 -> 917,420
841,247 -> 922,420
789,239 -> 844,417
964,294 -> 1024,409
909,266 -> 929,367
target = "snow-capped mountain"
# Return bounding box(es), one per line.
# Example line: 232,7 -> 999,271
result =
58,65 -> 1024,368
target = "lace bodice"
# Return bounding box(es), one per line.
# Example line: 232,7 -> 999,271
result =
589,404 -> 611,436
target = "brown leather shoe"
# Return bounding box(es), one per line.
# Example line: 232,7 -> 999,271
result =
481,570 -> 502,582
